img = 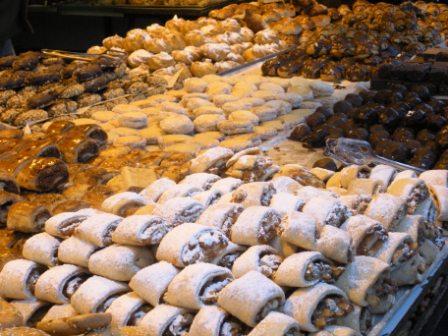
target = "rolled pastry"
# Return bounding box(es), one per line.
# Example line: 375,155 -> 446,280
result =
89,244 -> 154,281
316,225 -> 353,264
335,256 -> 394,314
419,169 -> 448,187
156,222 -> 229,267
138,304 -> 194,336
339,195 -> 371,215
340,215 -> 388,256
231,182 -> 276,207
212,241 -> 246,269
102,192 -> 147,217
41,304 -> 78,321
9,299 -> 50,327
283,283 -> 352,332
232,245 -> 282,279
165,263 -> 233,310
210,177 -> 243,194
277,211 -> 318,250
274,252 -> 344,288
106,292 -> 152,328
231,206 -> 282,246
369,165 -> 396,189
193,189 -> 222,207
337,305 -> 372,335
270,176 -> 302,194
157,184 -> 202,204
270,237 -> 298,258
189,146 -> 234,174
428,185 -> 448,221
0,259 -> 46,299
302,196 -> 351,229
347,178 -> 383,196
152,197 -> 205,227
139,177 -> 176,203
315,326 -> 360,336
196,202 -> 244,236
71,275 -> 129,314
218,271 -> 285,327
22,232 -> 60,267
364,193 -> 407,230
387,178 -> 429,214
35,264 -> 88,304
112,215 -> 169,246
179,173 -> 221,190
129,261 -> 179,307
58,236 -> 98,268
269,192 -> 305,216
74,213 -> 122,248
339,165 -> 370,189
45,211 -> 90,238
247,311 -> 302,336
6,201 -> 51,233
189,305 -> 248,336
393,170 -> 417,182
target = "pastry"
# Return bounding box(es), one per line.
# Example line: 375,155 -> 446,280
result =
277,211 -> 318,251
139,178 -> 176,203
101,192 -> 147,217
44,211 -> 91,238
387,178 -> 429,214
316,225 -> 354,264
152,197 -> 205,226
22,232 -> 60,267
232,245 -> 282,279
57,236 -> 98,267
302,196 -> 351,229
189,305 -> 247,336
230,182 -> 276,207
196,202 -> 244,237
269,192 -> 305,216
6,201 -> 51,233
75,213 -> 122,248
364,193 -> 407,230
111,215 -> 169,246
106,292 -> 151,328
138,304 -> 194,336
0,259 -> 45,300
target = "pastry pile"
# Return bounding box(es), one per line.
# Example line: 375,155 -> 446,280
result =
0,147 -> 446,335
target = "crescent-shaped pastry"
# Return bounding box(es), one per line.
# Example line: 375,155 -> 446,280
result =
6,201 -> 51,233
231,206 -> 281,246
212,242 -> 246,269
316,225 -> 354,264
428,185 -> 448,221
139,178 -> 176,203
369,165 -> 396,189
387,178 -> 429,214
339,195 -> 371,216
189,305 -> 248,336
196,202 -> 244,237
22,232 -> 60,267
274,252 -> 344,288
270,176 -> 302,194
283,283 -> 352,332
339,165 -> 370,189
335,256 -> 394,314
71,275 -> 129,314
302,196 -> 351,229
35,264 -> 89,304
157,184 -> 203,204
419,169 -> 448,187
364,193 -> 407,230
247,311 -> 302,336
230,182 -> 276,207
138,304 -> 194,336
9,299 -> 50,327
217,271 -> 285,327
232,245 -> 282,279
102,192 -> 147,217
152,197 -> 205,227
111,215 -> 169,246
179,173 -> 221,191
210,177 -> 243,195
278,211 -> 318,250
129,261 -> 179,307
165,263 -> 233,310
347,178 -> 383,196
88,244 -> 154,281
106,292 -> 152,328
340,215 -> 388,256
156,223 -> 229,268
269,192 -> 305,216
45,211 -> 90,238
58,236 -> 98,268
0,259 -> 45,300
75,213 -> 122,248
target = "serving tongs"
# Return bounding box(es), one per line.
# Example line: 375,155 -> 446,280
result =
325,137 -> 425,173
41,48 -> 126,62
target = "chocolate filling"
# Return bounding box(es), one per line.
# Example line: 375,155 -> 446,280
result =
261,185 -> 276,206
391,241 -> 415,265
0,200 -> 14,225
97,294 -> 120,313
304,261 -> 345,283
76,139 -> 99,163
285,326 -> 302,336
163,313 -> 194,336
312,295 -> 353,329
62,273 -> 89,299
103,220 -> 120,246
128,304 -> 152,326
358,224 -> 388,256
259,252 -> 282,278
175,204 -> 204,226
28,305 -> 51,327
257,211 -> 281,244
218,251 -> 243,269
27,266 -> 46,294
33,208 -> 51,232
255,297 -> 282,323
406,185 -> 429,213
199,274 -> 233,305
59,215 -> 88,236
182,231 -> 228,265
35,160 -> 69,192
219,316 -> 246,336
324,203 -> 351,227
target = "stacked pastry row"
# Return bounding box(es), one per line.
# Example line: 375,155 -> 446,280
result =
1,162 -> 445,335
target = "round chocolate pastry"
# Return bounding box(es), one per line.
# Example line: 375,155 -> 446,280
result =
389,83 -> 408,94
410,84 -> 431,101
403,92 -> 422,108
416,129 -> 436,143
374,139 -> 410,162
355,103 -> 381,124
370,124 -> 389,135
344,93 -> 363,107
404,138 -> 422,155
289,124 -> 311,141
378,107 -> 400,127
345,63 -> 372,82
425,114 -> 447,130
313,158 -> 338,171
277,60 -> 303,78
320,61 -> 345,82
301,59 -> 325,79
333,100 -> 353,115
403,108 -> 426,127
416,103 -> 434,115
261,58 -> 281,77
435,150 -> 448,169
427,98 -> 445,112
358,90 -> 376,103
392,127 -> 415,142
303,124 -> 331,147
410,146 -> 438,169
373,90 -> 403,105
388,102 -> 408,118
326,113 -> 349,128
315,106 -> 333,118
340,118 -> 357,134
436,125 -> 448,148
327,126 -> 345,139
346,127 -> 369,140
305,111 -> 327,129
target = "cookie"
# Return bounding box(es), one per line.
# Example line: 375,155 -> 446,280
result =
139,125 -> 165,145
184,78 -> 208,93
218,119 -> 253,135
228,110 -> 260,125
309,81 -> 334,97
112,104 -> 142,114
159,115 -> 194,134
191,105 -> 224,118
251,106 -> 278,122
254,125 -> 278,140
194,114 -> 226,132
212,94 -> 239,107
113,135 -> 147,148
118,112 -> 148,129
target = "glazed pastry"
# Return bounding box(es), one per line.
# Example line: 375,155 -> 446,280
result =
269,192 -> 305,216
340,215 -> 388,256
230,182 -> 276,207
189,305 -> 248,336
277,211 -> 318,250
106,292 -> 151,328
71,275 -> 129,314
387,178 -> 429,214
58,236 -> 98,268
157,184 -> 202,204
6,201 -> 51,233
129,261 -> 179,307
364,193 -> 407,230
156,222 -> 229,267
336,256 -> 394,314
9,299 -> 50,327
165,263 -> 233,310
112,215 -> 169,246
88,244 -> 154,281
369,165 -> 396,189
274,252 -> 344,288
152,197 -> 205,227
347,178 -> 383,196
316,225 -> 354,264
22,232 -> 60,267
232,245 -> 282,279
283,283 -> 352,332
138,304 -> 194,336
217,271 -> 285,327
75,213 -> 122,248
45,211 -> 90,238
101,192 -> 147,217
0,259 -> 45,300
197,201 -> 243,233
35,264 -> 88,304
179,173 -> 221,191
189,146 -> 234,174
231,206 -> 281,246
302,196 -> 351,229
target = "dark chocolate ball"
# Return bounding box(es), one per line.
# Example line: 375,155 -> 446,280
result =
374,90 -> 403,105
427,98 -> 445,112
303,124 -> 331,147
346,127 -> 369,140
389,83 -> 408,94
436,125 -> 448,148
333,100 -> 353,115
374,139 -> 410,162
344,93 -> 363,107
410,84 -> 431,101
327,126 -> 345,139
392,127 -> 415,142
416,129 -> 436,143
378,107 -> 400,127
410,146 -> 438,169
359,90 -> 376,103
404,138 -> 422,155
416,103 -> 434,115
305,111 -> 327,129
315,106 -> 333,118
313,158 -> 338,171
355,103 -> 381,124
289,123 -> 311,141
426,114 -> 447,130
327,113 -> 349,127
403,92 -> 422,108
403,109 -> 426,126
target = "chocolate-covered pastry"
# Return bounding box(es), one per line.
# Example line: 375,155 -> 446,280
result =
333,101 -> 353,115
345,93 -> 363,107
392,128 -> 415,143
305,111 -> 327,129
289,124 -> 311,141
374,140 -> 410,163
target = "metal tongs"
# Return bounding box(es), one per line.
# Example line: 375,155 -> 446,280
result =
324,137 -> 425,173
41,48 -> 126,62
